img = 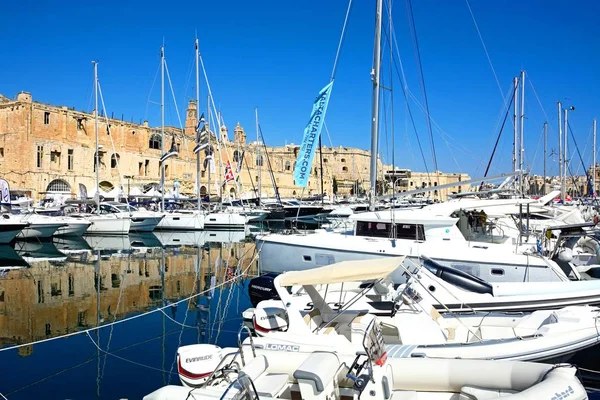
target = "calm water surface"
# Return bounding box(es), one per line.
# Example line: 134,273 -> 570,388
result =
0,231 -> 259,399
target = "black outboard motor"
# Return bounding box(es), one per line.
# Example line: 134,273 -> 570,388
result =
248,273 -> 281,307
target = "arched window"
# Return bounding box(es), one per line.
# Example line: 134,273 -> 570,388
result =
233,150 -> 240,162
342,166 -> 348,172
99,181 -> 114,192
285,161 -> 291,171
46,179 -> 71,193
149,134 -> 162,149
111,153 -> 120,169
256,154 -> 263,167
199,186 -> 207,195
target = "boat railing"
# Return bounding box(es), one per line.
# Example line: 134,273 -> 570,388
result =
237,325 -> 256,366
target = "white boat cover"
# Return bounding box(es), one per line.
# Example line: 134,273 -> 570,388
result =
278,256 -> 404,286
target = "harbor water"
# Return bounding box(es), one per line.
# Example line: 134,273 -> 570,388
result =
0,232 -> 258,399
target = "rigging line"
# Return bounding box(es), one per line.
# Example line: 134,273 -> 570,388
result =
568,122 -> 593,186
86,331 -> 179,375
323,121 -> 334,149
385,18 -> 431,179
330,0 -> 353,81
144,61 -> 161,122
480,81 -> 516,183
464,0 -> 505,102
527,77 -> 552,128
101,268 -> 128,378
97,82 -> 123,189
163,60 -> 185,131
527,125 -> 545,178
0,257 -> 257,354
387,0 -> 397,200
405,0 -> 438,172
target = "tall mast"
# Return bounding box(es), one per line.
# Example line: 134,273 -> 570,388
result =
519,70 -> 525,195
564,108 -> 569,197
93,61 -> 100,214
543,122 -> 547,195
558,101 -> 564,200
207,94 -> 211,202
195,38 -> 201,211
369,0 -> 383,211
255,107 -> 261,205
594,118 -> 597,197
512,76 -> 519,191
160,46 -> 166,212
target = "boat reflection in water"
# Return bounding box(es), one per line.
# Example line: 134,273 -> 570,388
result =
0,230 -> 258,399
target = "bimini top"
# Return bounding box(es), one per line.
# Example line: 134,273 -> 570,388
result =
278,256 -> 405,287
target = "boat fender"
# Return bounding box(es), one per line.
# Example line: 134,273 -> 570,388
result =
177,344 -> 223,388
557,248 -> 574,263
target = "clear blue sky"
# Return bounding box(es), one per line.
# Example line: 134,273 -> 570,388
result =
2,0 -> 600,179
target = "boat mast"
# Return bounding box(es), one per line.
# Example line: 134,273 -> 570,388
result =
594,118 -> 597,197
255,107 -> 261,206
93,61 -> 100,214
543,122 -> 547,195
519,70 -> 525,195
564,107 -> 569,198
512,76 -> 518,195
207,94 -> 211,203
195,38 -> 201,211
558,101 -> 564,200
160,46 -> 166,212
369,0 -> 383,211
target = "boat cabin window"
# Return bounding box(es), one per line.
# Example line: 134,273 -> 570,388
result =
355,221 -> 425,240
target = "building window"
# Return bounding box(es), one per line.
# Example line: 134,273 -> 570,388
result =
0,148 -> 4,158
285,161 -> 291,171
132,130 -> 136,135
149,134 -> 162,150
410,181 -> 414,187
165,164 -> 169,177
233,150 -> 240,162
341,158 -> 346,163
323,158 -> 328,163
201,170 -> 206,178
36,146 -> 43,168
111,153 -> 120,169
106,124 -> 111,135
144,160 -> 149,176
77,118 -> 84,130
50,150 -> 61,167
44,112 -> 50,125
256,155 -> 263,167
342,166 -> 348,172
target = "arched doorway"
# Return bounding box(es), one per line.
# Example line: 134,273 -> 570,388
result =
46,179 -> 71,194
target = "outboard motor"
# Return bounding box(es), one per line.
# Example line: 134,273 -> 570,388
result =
177,344 -> 223,387
253,303 -> 288,334
248,273 -> 280,307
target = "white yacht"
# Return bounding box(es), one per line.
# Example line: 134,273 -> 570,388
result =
0,215 -> 28,243
257,208 -> 570,284
15,212 -> 67,239
204,210 -> 246,230
99,202 -> 163,232
157,210 -> 205,230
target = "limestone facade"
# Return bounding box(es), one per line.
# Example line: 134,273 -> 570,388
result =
0,92 -> 469,201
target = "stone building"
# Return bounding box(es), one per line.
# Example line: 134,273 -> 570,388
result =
0,92 -> 468,202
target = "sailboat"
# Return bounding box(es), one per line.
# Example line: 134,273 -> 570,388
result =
75,61 -> 131,235
155,45 -> 205,231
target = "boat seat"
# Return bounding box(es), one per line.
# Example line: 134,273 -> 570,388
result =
459,385 -> 517,400
293,351 -> 340,399
240,355 -> 289,397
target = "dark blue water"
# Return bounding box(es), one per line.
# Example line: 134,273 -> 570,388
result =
0,234 -> 255,399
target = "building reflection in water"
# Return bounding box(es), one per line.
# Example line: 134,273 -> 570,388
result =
0,234 -> 258,355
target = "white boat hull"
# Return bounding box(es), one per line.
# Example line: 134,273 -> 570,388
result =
256,232 -> 565,284
204,212 -> 246,230
156,212 -> 205,230
130,216 -> 163,232
17,223 -> 64,239
54,221 -> 90,237
86,215 -> 131,235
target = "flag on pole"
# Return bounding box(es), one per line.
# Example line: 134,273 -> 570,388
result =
194,131 -> 209,154
0,179 -> 10,204
222,161 -> 234,187
293,81 -> 334,188
160,135 -> 179,163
